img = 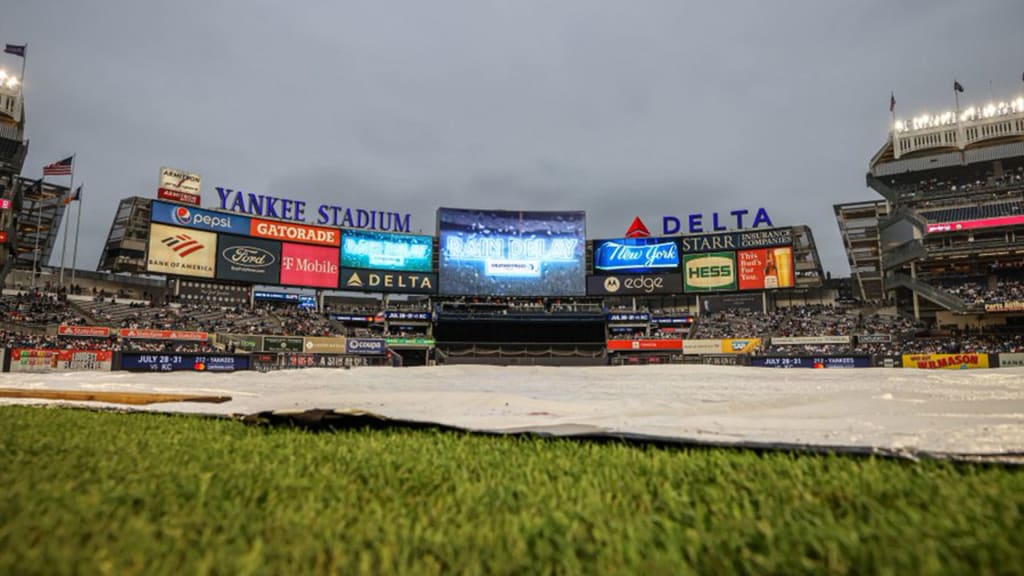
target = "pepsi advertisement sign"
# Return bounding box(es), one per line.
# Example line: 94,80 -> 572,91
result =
152,200 -> 251,235
341,229 -> 433,272
346,338 -> 387,355
592,237 -> 679,274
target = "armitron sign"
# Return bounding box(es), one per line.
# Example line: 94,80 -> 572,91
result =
158,166 -> 201,206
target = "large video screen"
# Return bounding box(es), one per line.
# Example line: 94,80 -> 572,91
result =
592,237 -> 680,274
438,207 -> 586,296
340,229 -> 433,272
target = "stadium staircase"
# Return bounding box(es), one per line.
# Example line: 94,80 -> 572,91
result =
887,273 -> 968,313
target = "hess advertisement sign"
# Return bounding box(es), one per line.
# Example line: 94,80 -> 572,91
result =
683,252 -> 736,292
146,223 -> 217,279
216,235 -> 281,284
737,246 -> 794,290
586,273 -> 683,296
280,243 -> 339,288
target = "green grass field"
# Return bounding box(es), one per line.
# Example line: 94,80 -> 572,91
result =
1,405 -> 1022,575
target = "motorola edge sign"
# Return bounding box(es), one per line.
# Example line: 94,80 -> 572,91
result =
586,273 -> 683,295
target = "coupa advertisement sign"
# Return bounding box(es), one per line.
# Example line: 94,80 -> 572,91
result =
147,223 -> 217,279
902,353 -> 990,369
151,200 -> 250,235
280,243 -> 339,288
346,338 -> 387,355
683,252 -> 736,292
341,229 -> 433,272
592,237 -> 679,274
216,235 -> 281,284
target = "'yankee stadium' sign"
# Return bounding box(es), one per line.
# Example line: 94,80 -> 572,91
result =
215,187 -> 412,232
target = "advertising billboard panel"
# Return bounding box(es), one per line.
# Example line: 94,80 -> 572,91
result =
151,201 -> 250,235
10,349 -> 113,372
158,167 -> 202,206
698,292 -> 763,314
119,353 -> 250,372
901,353 -> 990,369
146,223 -> 217,279
250,219 -> 340,247
341,229 -> 433,272
438,207 -> 586,296
340,268 -> 437,294
926,215 -> 1024,234
592,237 -> 679,274
58,325 -> 111,338
216,234 -> 282,284
302,337 -> 349,354
586,273 -> 683,296
677,227 -> 792,253
750,356 -> 872,368
606,339 -> 683,351
119,328 -> 209,341
346,338 -> 388,355
683,252 -> 737,292
279,243 -> 339,288
737,246 -> 794,290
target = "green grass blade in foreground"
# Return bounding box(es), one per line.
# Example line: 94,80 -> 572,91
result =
0,406 -> 1022,575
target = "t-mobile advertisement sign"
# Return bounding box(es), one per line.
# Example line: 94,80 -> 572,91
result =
279,243 -> 339,288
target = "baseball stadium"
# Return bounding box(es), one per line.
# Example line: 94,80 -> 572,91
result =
2,35 -> 1024,575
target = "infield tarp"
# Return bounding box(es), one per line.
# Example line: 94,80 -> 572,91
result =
1,365 -> 1023,460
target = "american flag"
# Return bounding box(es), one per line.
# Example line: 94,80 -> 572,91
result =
43,156 -> 74,176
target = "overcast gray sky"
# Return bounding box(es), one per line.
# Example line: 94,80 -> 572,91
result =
4,0 -> 1024,275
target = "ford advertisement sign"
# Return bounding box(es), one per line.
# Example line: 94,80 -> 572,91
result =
151,200 -> 251,235
216,234 -> 281,284
346,338 -> 387,355
592,237 -> 679,274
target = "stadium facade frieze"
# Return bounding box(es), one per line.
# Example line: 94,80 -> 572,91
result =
215,187 -> 412,233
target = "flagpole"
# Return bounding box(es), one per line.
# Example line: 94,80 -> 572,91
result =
58,155 -> 75,287
19,44 -> 26,88
71,184 -> 83,288
31,180 -> 42,290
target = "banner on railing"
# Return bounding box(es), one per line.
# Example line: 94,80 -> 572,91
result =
771,335 -> 851,345
118,328 -> 209,341
606,339 -> 683,351
58,325 -> 111,338
750,355 -> 871,368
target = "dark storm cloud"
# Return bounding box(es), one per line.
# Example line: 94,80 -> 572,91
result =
3,0 -> 1024,274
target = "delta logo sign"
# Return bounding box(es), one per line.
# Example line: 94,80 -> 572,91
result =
626,208 -> 773,236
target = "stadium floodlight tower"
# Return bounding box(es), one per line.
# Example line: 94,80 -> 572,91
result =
865,91 -> 1024,325
0,67 -> 30,286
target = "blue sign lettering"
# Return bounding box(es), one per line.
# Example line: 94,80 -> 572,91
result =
152,200 -> 251,235
661,208 -> 774,235
215,187 -> 411,233
593,238 -> 679,273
